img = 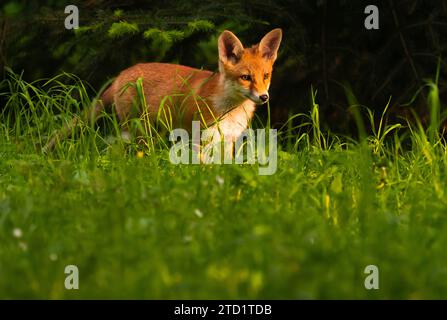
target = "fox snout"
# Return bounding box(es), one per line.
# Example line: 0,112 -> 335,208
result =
259,94 -> 269,103
249,92 -> 269,105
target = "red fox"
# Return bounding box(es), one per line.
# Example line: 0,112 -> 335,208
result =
44,28 -> 282,155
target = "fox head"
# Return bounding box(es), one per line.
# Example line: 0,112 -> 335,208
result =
218,28 -> 282,105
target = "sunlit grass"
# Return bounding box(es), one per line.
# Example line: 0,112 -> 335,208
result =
1,70 -> 447,299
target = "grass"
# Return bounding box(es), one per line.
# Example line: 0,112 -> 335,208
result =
1,70 -> 447,299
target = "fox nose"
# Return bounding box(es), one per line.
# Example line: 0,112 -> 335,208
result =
259,94 -> 269,103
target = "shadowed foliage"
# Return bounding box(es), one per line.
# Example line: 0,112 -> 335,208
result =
1,0 -> 446,136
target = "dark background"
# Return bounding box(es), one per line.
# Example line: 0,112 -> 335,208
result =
1,0 -> 446,135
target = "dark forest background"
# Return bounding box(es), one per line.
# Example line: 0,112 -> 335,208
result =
1,0 -> 446,135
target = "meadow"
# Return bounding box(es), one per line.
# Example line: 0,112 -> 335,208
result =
1,70 -> 447,299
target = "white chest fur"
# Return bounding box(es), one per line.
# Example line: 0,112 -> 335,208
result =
214,100 -> 256,141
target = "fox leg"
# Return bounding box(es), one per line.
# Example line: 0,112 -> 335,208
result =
200,125 -> 234,164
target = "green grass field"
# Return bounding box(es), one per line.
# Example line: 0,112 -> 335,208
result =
1,71 -> 447,299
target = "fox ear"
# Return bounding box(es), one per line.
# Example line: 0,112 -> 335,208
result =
259,28 -> 282,62
218,30 -> 244,64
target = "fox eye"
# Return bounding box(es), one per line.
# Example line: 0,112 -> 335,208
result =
264,73 -> 269,80
240,74 -> 252,81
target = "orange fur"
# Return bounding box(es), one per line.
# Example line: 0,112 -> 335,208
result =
43,29 -> 282,153
105,28 -> 282,137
